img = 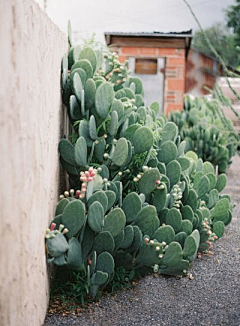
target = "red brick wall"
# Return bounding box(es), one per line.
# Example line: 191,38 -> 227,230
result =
113,46 -> 186,114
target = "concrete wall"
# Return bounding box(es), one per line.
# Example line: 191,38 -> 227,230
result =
0,1 -> 67,325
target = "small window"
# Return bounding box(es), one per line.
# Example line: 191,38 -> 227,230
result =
135,58 -> 157,74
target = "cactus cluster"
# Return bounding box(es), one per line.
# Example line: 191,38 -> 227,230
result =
46,27 -> 233,300
168,95 -> 238,173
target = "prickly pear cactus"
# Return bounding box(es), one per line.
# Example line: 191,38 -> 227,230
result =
45,36 -> 234,301
168,95 -> 238,172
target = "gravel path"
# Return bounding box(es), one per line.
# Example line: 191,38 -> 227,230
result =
44,156 -> 240,326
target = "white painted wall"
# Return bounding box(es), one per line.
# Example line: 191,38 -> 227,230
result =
0,1 -> 67,325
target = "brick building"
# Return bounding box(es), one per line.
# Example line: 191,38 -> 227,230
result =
105,31 -> 192,114
186,47 -> 220,97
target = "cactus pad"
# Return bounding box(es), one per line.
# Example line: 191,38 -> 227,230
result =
120,225 -> 134,249
216,174 -> 227,192
122,192 -> 142,222
165,208 -> 182,233
46,233 -> 69,258
103,208 -> 126,237
62,200 -> 86,238
153,225 -> 175,244
138,168 -> 161,196
93,231 -> 115,255
161,241 -> 183,267
88,190 -> 108,214
96,251 -> 115,275
132,126 -> 154,154
88,201 -> 104,232
134,205 -> 159,237
74,136 -> 87,166
95,82 -> 114,120
213,221 -> 225,238
158,141 -> 178,164
112,138 -> 128,166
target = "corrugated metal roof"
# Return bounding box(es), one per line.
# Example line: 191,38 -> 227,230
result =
104,30 -> 192,38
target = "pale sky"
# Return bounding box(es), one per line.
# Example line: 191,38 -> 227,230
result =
35,0 -> 235,44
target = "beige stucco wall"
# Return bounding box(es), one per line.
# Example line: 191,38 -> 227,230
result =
0,1 -> 67,325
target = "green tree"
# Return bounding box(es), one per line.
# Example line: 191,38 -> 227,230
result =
226,0 -> 240,43
192,23 -> 239,69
